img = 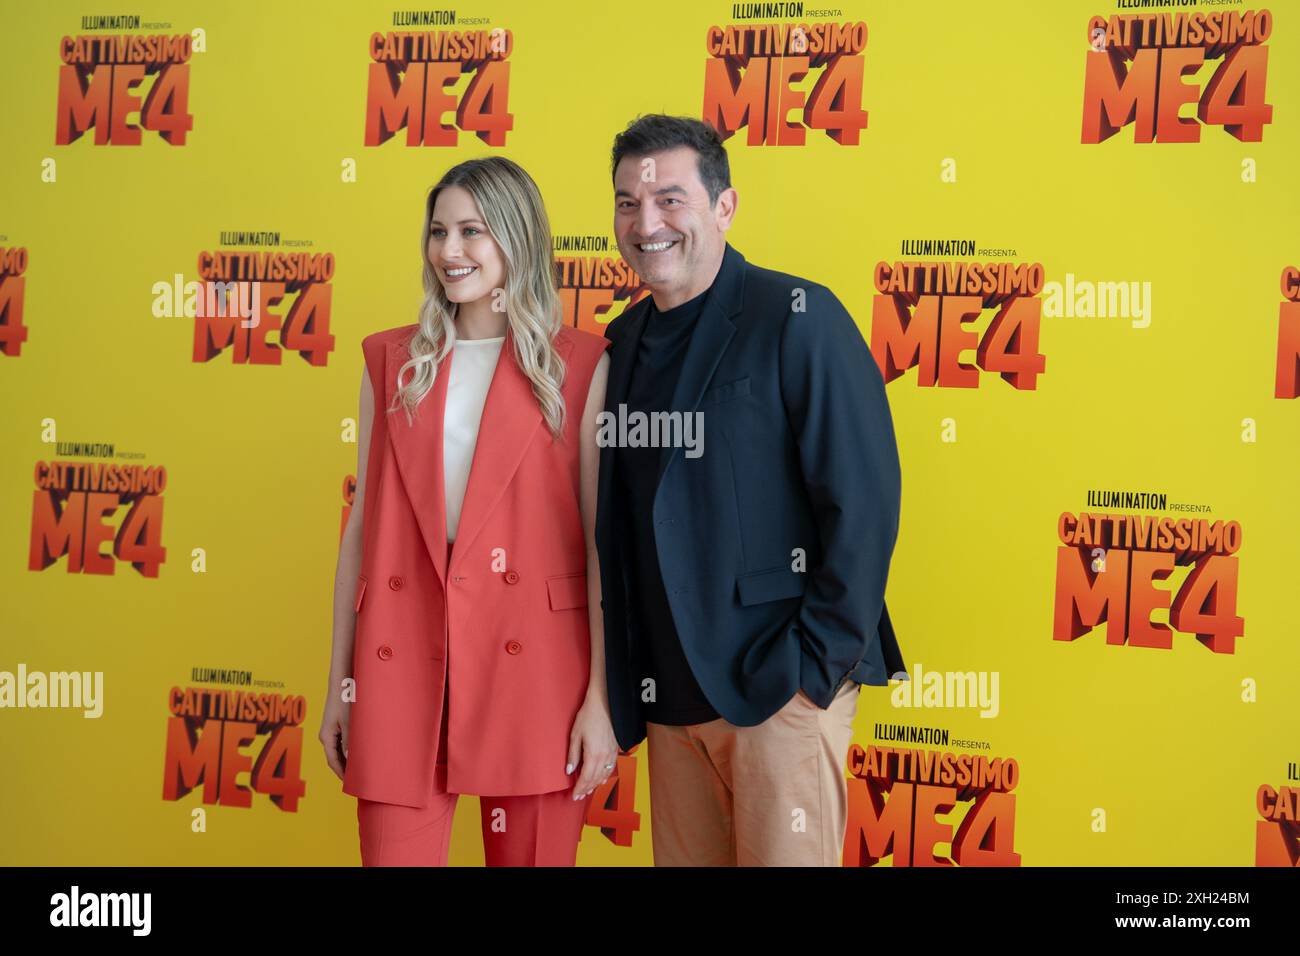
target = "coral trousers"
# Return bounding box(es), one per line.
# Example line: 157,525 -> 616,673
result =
355,679 -> 591,866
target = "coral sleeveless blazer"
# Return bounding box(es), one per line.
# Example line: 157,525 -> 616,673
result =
342,323 -> 610,806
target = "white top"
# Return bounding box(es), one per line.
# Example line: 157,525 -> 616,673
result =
443,336 -> 505,541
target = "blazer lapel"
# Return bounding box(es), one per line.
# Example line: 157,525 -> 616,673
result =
653,242 -> 746,490
450,327 -> 574,568
385,335 -> 452,589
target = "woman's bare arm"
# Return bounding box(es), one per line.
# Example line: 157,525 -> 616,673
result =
320,359 -> 374,778
580,351 -> 610,711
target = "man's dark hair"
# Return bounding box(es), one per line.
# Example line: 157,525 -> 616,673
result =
610,115 -> 732,206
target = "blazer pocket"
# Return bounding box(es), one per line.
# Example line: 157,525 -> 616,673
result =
701,376 -> 750,405
353,575 -> 368,613
546,572 -> 588,610
735,566 -> 806,606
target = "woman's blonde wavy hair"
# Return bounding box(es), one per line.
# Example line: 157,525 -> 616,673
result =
390,156 -> 567,440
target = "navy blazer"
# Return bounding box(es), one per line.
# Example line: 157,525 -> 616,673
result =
595,242 -> 904,751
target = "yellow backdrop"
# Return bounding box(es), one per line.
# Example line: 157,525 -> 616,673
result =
2,0 -> 1297,866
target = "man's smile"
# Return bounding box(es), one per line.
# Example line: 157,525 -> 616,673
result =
636,239 -> 679,253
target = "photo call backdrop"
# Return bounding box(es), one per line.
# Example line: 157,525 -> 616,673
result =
2,0 -> 1297,867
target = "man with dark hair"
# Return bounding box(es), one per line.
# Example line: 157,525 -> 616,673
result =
593,113 -> 906,866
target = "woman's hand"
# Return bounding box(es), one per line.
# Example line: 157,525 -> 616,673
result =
566,695 -> 619,801
319,690 -> 351,782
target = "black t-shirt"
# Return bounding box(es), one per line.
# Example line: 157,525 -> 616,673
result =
616,287 -> 720,725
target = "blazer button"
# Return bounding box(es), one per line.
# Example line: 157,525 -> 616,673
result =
377,645 -> 394,660
505,640 -> 522,655
389,576 -> 403,590
504,570 -> 520,585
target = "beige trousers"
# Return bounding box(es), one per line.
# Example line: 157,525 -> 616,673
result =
645,679 -> 859,866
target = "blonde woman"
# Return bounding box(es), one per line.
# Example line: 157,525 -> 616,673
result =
319,157 -> 616,866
